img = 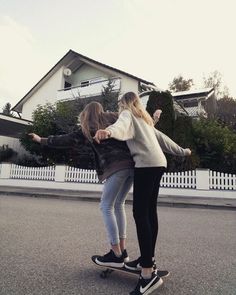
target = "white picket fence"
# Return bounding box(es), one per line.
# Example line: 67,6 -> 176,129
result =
0,163 -> 235,191
161,170 -> 196,189
65,166 -> 98,183
10,165 -> 55,181
209,170 -> 236,190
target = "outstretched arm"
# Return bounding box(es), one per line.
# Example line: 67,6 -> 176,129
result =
29,133 -> 42,143
94,110 -> 134,143
29,130 -> 85,148
154,129 -> 191,156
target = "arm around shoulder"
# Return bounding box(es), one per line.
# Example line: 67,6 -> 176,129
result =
106,110 -> 134,141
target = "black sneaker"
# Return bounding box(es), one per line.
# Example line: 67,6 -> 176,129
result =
130,272 -> 163,295
126,257 -> 169,278
152,260 -> 169,278
95,250 -> 124,268
122,249 -> 129,263
125,257 -> 142,271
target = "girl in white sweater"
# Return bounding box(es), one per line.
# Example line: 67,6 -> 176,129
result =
94,92 -> 191,295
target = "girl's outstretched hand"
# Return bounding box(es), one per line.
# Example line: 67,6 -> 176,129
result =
28,133 -> 41,143
94,130 -> 111,143
184,148 -> 191,156
153,109 -> 162,124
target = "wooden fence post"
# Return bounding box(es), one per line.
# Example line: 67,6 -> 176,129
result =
55,165 -> 66,182
0,163 -> 11,179
196,168 -> 210,190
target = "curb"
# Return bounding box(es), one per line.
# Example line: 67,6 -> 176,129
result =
0,190 -> 235,211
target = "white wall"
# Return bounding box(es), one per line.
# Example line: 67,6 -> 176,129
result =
76,59 -> 139,97
21,61 -> 139,120
140,94 -> 149,108
21,67 -> 64,120
118,74 -> 139,97
69,63 -> 139,96
70,64 -> 108,85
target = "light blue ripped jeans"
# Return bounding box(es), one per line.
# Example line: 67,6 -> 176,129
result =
100,168 -> 134,246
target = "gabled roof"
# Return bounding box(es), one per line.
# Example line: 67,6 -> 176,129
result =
12,50 -> 155,113
172,87 -> 214,100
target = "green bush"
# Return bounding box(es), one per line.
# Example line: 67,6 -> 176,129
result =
146,91 -> 175,137
192,119 -> 236,174
145,91 -> 236,173
20,102 -> 95,168
14,155 -> 45,167
146,91 -> 196,171
0,145 -> 17,162
169,116 -> 200,171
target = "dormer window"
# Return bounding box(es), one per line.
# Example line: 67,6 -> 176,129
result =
183,100 -> 198,107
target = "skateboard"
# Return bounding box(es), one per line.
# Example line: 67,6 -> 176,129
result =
91,255 -> 170,279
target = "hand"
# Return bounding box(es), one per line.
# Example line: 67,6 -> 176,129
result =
153,109 -> 162,123
28,133 -> 41,143
93,130 -> 111,143
185,148 -> 191,156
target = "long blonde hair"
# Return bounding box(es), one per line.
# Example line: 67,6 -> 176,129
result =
79,102 -> 117,140
118,92 -> 154,126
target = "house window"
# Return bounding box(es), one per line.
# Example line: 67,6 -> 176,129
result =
64,81 -> 71,89
183,100 -> 198,107
81,80 -> 90,87
80,77 -> 106,88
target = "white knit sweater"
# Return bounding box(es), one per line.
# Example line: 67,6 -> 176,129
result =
106,110 -> 188,168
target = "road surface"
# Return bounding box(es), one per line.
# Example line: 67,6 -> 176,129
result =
0,195 -> 235,295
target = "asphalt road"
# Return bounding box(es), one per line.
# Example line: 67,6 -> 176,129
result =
0,195 -> 235,295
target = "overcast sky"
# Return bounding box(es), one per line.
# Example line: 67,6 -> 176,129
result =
0,0 -> 236,111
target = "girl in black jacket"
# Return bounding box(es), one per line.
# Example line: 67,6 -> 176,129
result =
30,102 -> 134,267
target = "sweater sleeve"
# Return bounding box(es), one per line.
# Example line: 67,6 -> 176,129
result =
106,110 -> 134,141
154,129 -> 188,156
41,130 -> 85,149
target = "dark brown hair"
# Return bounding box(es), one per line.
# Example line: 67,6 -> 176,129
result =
79,102 -> 117,140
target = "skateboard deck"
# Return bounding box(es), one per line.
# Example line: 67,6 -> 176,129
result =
91,255 -> 169,279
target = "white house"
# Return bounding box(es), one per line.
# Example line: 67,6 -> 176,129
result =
139,87 -> 216,119
172,87 -> 215,118
1,49 -> 157,158
12,49 -> 156,121
1,49 -> 213,159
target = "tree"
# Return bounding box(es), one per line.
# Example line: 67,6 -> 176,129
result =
169,75 -> 194,92
66,78 -> 119,115
146,91 -> 198,171
2,102 -> 13,116
171,116 -> 200,171
101,78 -> 119,112
203,70 -> 229,99
216,96 -> 236,131
146,91 -> 175,137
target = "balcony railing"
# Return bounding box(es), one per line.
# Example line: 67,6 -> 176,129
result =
57,77 -> 121,101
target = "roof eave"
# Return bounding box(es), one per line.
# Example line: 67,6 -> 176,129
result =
12,50 -> 77,113
12,49 -> 155,113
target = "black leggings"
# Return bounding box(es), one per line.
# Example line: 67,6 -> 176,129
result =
133,167 -> 165,268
